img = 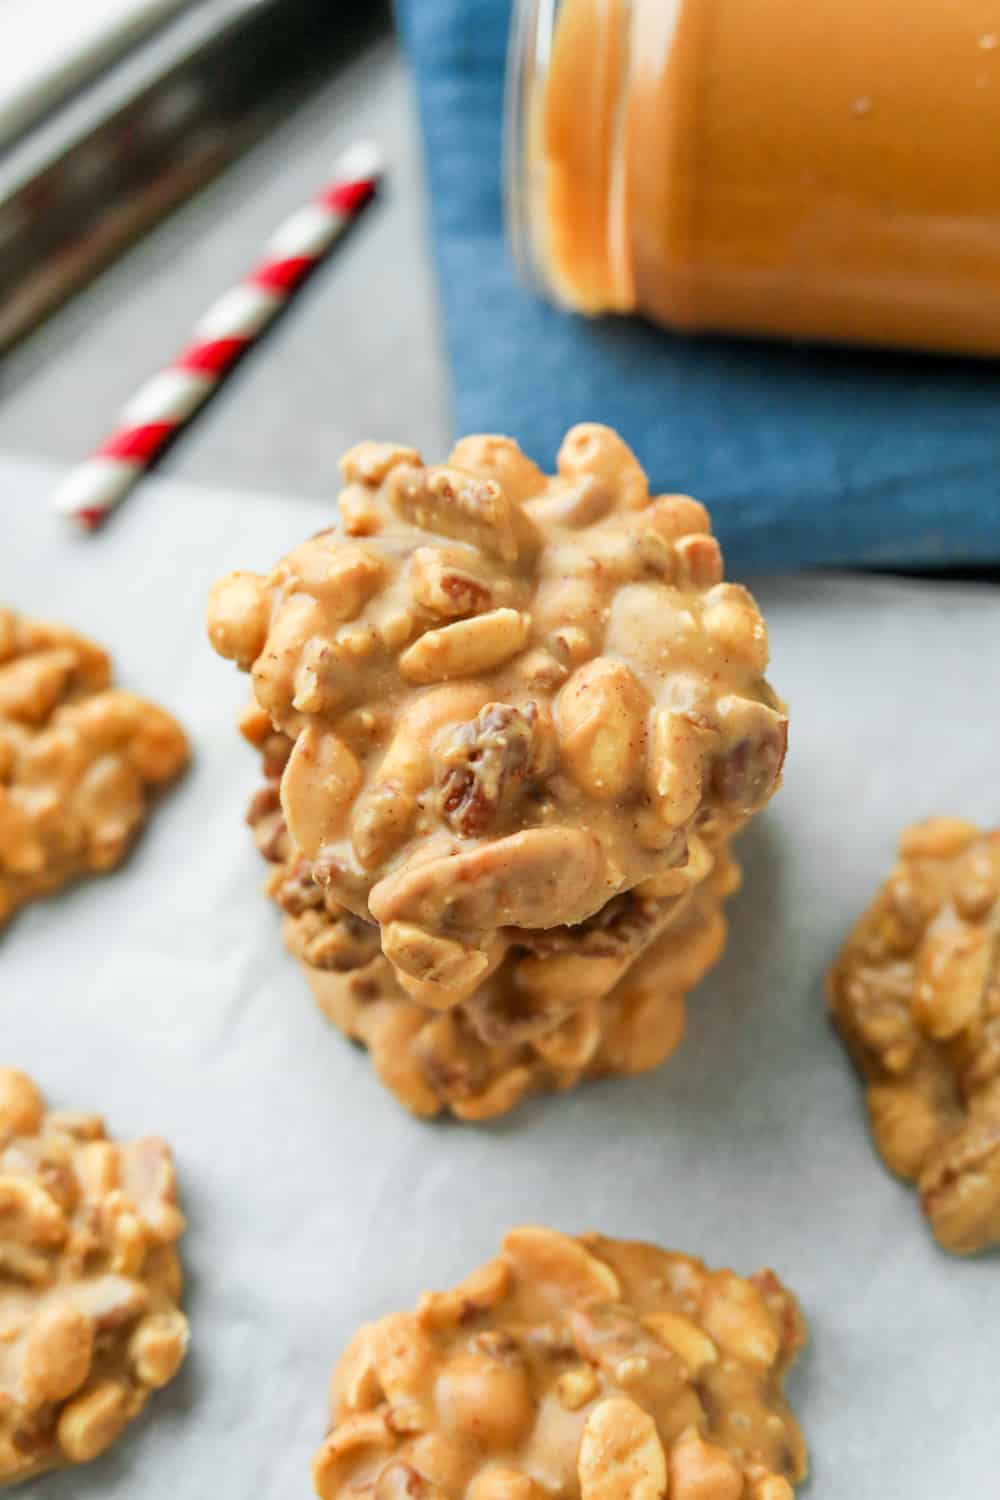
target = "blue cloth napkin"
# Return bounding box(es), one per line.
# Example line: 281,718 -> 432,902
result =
397,0 -> 1000,572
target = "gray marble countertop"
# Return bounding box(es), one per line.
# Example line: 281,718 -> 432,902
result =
0,19 -> 451,499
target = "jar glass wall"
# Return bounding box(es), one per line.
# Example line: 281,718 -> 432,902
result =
505,0 -> 1000,355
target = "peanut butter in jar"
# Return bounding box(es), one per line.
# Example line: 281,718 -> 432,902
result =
506,0 -> 1000,354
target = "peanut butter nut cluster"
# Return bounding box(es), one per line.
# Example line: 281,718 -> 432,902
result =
0,609 -> 188,927
828,818 -> 1000,1254
313,1227 -> 808,1500
249,767 -> 736,1118
0,1069 -> 189,1484
208,427 -> 785,1010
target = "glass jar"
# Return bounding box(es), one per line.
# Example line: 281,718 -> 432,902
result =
505,0 -> 1000,355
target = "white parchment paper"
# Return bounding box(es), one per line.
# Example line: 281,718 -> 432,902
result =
2,454 -> 997,1499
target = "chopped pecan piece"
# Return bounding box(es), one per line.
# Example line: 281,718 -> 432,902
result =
437,703 -> 553,837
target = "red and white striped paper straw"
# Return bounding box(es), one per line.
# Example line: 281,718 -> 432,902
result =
52,140 -> 383,529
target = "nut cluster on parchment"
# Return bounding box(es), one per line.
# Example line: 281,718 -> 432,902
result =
829,817 -> 1000,1254
208,425 -> 786,1117
313,1226 -> 807,1500
0,609 -> 188,928
0,1069 -> 189,1484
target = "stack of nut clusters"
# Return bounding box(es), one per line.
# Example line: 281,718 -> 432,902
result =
208,426 -> 787,1118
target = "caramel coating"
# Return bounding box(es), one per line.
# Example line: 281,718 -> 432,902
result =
248,770 -> 736,1120
828,818 -> 1000,1254
312,1228 -> 807,1500
209,429 -> 785,1006
0,1070 -> 189,1484
0,609 -> 188,928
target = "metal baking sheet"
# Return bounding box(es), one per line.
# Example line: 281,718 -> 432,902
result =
0,0 -> 389,354
2,451 -> 997,1498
